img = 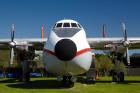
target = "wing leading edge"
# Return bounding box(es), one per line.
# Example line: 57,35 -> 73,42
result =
88,37 -> 140,50
0,38 -> 47,50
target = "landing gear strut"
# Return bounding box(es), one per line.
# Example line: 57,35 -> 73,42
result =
20,60 -> 30,82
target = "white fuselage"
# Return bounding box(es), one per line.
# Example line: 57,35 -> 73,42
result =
43,20 -> 92,76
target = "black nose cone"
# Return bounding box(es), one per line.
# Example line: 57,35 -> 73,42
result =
55,39 -> 77,61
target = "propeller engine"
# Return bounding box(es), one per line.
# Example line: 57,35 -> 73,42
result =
8,24 -> 44,65
121,23 -> 130,65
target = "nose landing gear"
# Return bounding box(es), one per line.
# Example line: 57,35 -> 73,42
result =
58,76 -> 75,88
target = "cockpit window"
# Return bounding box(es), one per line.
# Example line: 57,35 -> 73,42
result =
78,24 -> 82,28
56,23 -> 62,27
71,23 -> 78,27
54,22 -> 82,29
63,23 -> 70,27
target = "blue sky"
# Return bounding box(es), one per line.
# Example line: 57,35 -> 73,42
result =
0,0 -> 140,39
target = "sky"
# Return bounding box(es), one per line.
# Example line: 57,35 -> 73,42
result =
0,0 -> 140,39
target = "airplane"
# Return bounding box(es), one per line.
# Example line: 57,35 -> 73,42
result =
43,19 -> 92,86
0,19 -> 140,87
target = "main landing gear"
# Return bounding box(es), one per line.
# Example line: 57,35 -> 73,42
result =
112,71 -> 124,82
18,47 -> 35,83
111,53 -> 125,82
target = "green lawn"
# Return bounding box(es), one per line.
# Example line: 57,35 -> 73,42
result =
0,76 -> 140,93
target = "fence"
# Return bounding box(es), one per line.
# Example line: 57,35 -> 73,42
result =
126,67 -> 140,76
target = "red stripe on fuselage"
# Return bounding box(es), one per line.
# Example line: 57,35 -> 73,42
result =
43,48 -> 91,57
76,48 -> 92,56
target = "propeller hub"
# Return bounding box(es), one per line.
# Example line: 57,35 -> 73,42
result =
123,41 -> 130,47
9,42 -> 16,47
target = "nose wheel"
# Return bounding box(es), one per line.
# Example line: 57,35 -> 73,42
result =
61,76 -> 74,88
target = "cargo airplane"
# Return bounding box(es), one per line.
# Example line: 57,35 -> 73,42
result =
0,19 -> 140,87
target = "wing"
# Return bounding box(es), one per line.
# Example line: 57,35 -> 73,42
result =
87,37 -> 140,50
0,38 -> 47,65
0,38 -> 47,50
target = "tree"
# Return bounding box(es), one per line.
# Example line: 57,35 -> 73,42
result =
95,54 -> 114,76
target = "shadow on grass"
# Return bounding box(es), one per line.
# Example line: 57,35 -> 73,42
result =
118,80 -> 140,84
0,78 -> 17,83
6,79 -> 67,89
3,77 -> 140,89
77,77 -> 140,85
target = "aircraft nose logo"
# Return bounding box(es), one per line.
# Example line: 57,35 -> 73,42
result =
55,39 -> 77,61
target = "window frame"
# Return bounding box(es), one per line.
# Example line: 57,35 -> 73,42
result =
63,23 -> 70,27
71,23 -> 78,28
56,23 -> 63,28
77,24 -> 82,28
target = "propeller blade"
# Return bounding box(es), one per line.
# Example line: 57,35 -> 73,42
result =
122,23 -> 127,41
125,47 -> 130,65
11,24 -> 15,42
102,24 -> 107,38
10,48 -> 14,65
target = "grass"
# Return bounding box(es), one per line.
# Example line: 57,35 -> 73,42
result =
0,76 -> 140,93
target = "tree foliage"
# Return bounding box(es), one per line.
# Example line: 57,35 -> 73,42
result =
95,54 -> 114,76
0,50 -> 44,69
0,50 -> 10,68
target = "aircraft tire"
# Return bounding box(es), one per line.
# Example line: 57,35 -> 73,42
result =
62,76 -> 74,88
112,72 -> 117,82
119,72 -> 124,82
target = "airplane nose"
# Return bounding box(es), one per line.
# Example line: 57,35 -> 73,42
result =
55,39 -> 77,61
